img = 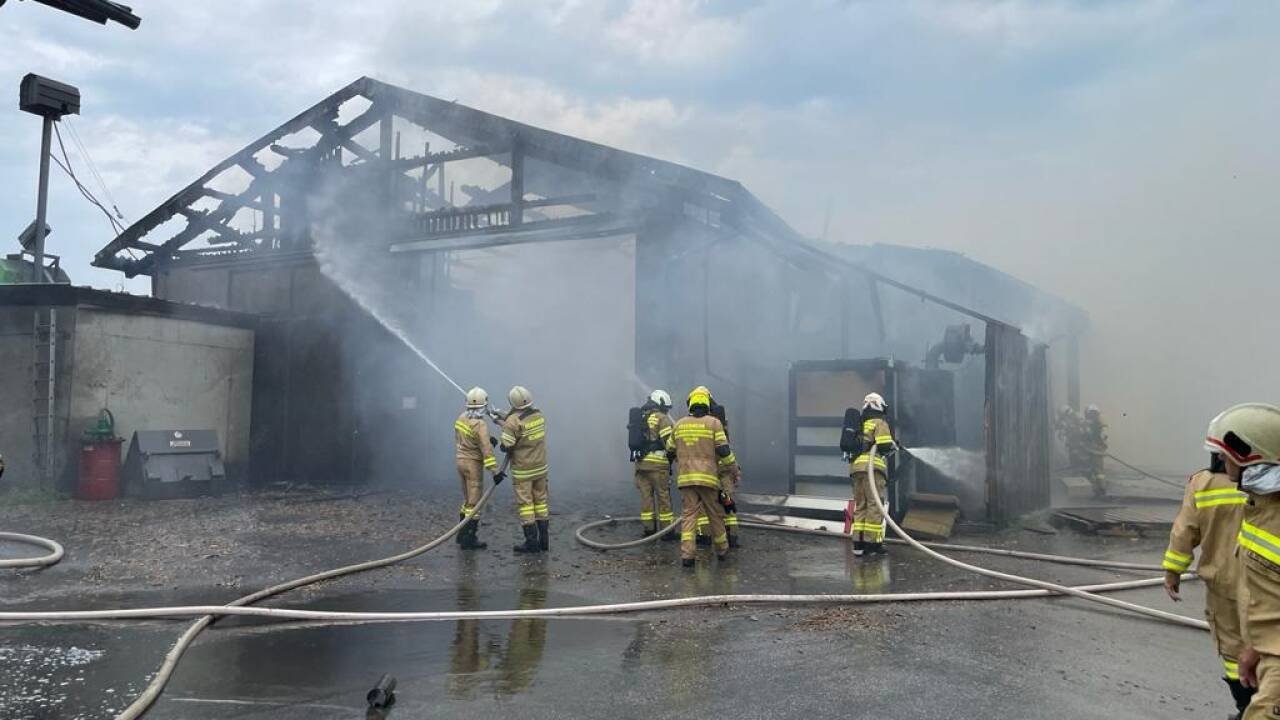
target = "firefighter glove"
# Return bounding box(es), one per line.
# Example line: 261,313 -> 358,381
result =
493,471 -> 506,486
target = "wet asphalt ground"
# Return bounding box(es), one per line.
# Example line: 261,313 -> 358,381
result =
0,486 -> 1226,719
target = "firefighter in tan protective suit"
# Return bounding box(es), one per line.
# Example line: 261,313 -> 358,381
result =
455,387 -> 505,550
1083,404 -> 1109,498
1214,403 -> 1280,720
696,394 -> 743,548
500,386 -> 550,554
850,392 -> 896,557
1163,450 -> 1252,716
667,386 -> 733,567
635,390 -> 678,540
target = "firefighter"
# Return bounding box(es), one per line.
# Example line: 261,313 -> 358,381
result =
850,392 -> 896,557
634,389 -> 677,539
708,394 -> 743,548
500,386 -> 550,554
455,387 -> 504,550
1162,448 -> 1252,716
1083,404 -> 1109,497
1218,403 -> 1280,719
667,386 -> 733,567
1054,405 -> 1087,470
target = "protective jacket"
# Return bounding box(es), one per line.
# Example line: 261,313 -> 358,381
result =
455,413 -> 497,471
639,408 -> 674,469
852,414 -> 894,473
500,408 -> 548,482
667,414 -> 733,490
1163,470 -> 1245,590
1239,489 -> 1280,655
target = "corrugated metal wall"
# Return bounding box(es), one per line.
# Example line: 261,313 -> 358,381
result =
984,323 -> 1051,522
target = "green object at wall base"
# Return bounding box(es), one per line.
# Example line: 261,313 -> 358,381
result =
83,409 -> 116,441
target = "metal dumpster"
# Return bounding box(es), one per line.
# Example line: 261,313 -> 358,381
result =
122,430 -> 226,499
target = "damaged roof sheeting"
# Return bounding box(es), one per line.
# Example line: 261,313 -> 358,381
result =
91,76 -> 1084,338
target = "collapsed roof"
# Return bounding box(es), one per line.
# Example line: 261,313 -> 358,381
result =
93,76 -> 1084,336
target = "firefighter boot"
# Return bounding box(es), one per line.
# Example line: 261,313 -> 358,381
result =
641,522 -> 657,539
682,558 -> 695,568
513,524 -> 541,554
456,513 -> 466,545
728,530 -> 741,549
662,528 -> 679,541
537,520 -> 550,551
852,540 -> 865,557
461,520 -> 487,550
1226,677 -> 1254,719
868,542 -> 887,556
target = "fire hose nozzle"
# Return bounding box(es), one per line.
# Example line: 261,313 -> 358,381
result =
367,674 -> 397,708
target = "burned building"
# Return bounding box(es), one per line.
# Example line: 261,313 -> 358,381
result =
90,77 -> 1085,522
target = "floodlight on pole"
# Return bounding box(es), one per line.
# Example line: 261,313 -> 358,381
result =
20,73 -> 80,283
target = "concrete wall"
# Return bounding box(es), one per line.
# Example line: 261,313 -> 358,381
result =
0,306 -> 76,490
66,307 -> 254,482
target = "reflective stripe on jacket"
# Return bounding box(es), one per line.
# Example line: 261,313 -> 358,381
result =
500,409 -> 548,481
455,413 -> 497,470
1161,470 -> 1243,594
639,410 -> 674,468
667,415 -> 730,489
852,417 -> 892,472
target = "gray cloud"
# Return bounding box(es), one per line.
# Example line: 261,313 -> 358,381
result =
1,0 -> 1276,470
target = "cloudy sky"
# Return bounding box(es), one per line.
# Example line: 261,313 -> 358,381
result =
1,1 -> 1277,468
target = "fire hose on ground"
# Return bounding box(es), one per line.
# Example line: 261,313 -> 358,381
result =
0,531 -> 64,569
108,474 -> 504,720
574,516 -> 1166,572
0,453 -> 1208,718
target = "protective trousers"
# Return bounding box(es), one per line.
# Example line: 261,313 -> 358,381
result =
635,467 -> 674,528
1086,454 -> 1107,496
1206,586 -> 1245,682
457,460 -> 484,518
1245,655 -> 1280,719
850,468 -> 887,543
513,476 -> 549,527
681,485 -> 727,560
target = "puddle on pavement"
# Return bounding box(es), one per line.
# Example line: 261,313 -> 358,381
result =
1,567 -> 640,719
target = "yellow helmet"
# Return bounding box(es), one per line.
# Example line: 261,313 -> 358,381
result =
1206,403 -> 1280,466
688,385 -> 711,409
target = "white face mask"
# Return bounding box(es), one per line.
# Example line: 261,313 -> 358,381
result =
1242,464 -> 1280,495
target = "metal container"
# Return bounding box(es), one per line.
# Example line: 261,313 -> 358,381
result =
122,430 -> 226,499
76,439 -> 123,501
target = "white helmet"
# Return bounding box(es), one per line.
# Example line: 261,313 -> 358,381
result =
465,387 -> 489,409
508,385 -> 533,410
863,392 -> 886,412
1206,403 -> 1280,467
649,389 -> 672,409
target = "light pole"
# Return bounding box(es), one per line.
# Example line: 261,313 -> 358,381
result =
19,74 -> 79,283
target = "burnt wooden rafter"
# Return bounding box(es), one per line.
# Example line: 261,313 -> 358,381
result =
93,76 -> 755,277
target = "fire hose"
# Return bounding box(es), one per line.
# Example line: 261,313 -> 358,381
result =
575,516 -> 1165,572
856,450 -> 1204,630
109,470 -> 506,720
0,454 -> 1206,718
575,449 -> 1204,631
0,531 -> 64,569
